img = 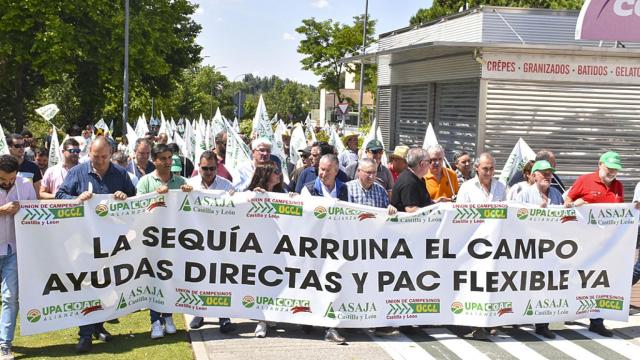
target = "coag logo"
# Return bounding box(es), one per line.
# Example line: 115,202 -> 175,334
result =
27,309 -> 41,323
314,206 -> 327,219
450,302 -> 464,314
242,296 -> 255,308
95,204 -> 109,217
517,208 -> 528,220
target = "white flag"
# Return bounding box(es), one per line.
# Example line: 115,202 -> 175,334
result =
375,123 -> 388,166
422,123 -> 438,149
94,119 -> 109,135
135,116 -> 148,138
48,126 -> 61,168
289,123 -> 306,166
360,118 -> 377,159
173,131 -> 186,156
252,95 -> 269,134
273,122 -> 289,184
0,123 -> 9,155
499,137 -> 536,185
126,123 -> 138,157
225,123 -> 252,182
35,104 -> 60,122
329,127 -> 346,155
194,123 -> 206,164
233,118 -> 240,133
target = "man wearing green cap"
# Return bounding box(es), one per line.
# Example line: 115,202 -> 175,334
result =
564,151 -> 623,337
345,139 -> 394,192
516,160 -> 563,339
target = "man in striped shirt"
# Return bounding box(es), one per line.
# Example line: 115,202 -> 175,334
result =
346,158 -> 396,213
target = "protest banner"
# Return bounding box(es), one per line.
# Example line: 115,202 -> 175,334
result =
47,126 -> 61,168
15,191 -> 636,335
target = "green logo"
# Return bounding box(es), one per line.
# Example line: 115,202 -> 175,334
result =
450,301 -> 464,314
517,208 -> 529,220
247,201 -> 302,217
176,292 -> 231,307
180,196 -> 192,212
596,299 -> 623,310
324,304 -> 336,319
588,210 -> 597,224
314,206 -> 327,219
26,309 -> 41,323
454,207 -> 507,220
388,302 -> 440,315
118,293 -> 127,310
22,206 -> 85,221
242,296 -> 255,308
95,204 -> 109,217
524,300 -> 534,315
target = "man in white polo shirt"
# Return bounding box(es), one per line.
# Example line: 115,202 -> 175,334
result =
456,152 -> 506,203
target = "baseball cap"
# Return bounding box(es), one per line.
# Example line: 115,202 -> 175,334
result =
599,151 -> 622,170
298,146 -> 311,157
171,155 -> 182,172
531,160 -> 555,173
366,139 -> 384,151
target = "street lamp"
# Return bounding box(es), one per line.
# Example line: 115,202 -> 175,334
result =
357,0 -> 369,128
122,0 -> 130,136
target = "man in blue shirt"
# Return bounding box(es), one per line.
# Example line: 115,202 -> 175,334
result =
56,136 -> 136,353
295,142 -> 349,193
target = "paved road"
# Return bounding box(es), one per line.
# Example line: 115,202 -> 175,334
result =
186,314 -> 640,360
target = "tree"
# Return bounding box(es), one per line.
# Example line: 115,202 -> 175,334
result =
410,0 -> 583,24
296,15 -> 376,102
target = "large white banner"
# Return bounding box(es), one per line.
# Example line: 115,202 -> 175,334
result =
15,191 -> 637,335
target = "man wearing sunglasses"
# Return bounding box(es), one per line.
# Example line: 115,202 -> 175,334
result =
6,134 -> 42,199
187,151 -> 233,192
40,138 -> 81,199
345,139 -> 394,192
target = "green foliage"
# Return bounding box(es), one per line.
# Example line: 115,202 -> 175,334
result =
296,15 -> 376,102
315,130 -> 329,143
239,119 -> 253,138
410,0 -> 584,24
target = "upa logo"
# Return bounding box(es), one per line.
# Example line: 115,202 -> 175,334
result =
450,301 -> 464,314
26,309 -> 42,323
96,196 -> 166,217
516,208 -> 577,223
95,204 -> 109,217
314,206 -> 327,219
516,208 -> 529,220
242,296 -> 255,308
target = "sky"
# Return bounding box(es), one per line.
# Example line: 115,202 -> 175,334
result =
191,0 -> 433,86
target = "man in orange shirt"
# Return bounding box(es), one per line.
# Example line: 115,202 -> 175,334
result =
424,144 -> 459,202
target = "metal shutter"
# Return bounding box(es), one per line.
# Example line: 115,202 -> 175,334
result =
395,84 -> 432,147
484,80 -> 640,195
434,80 -> 480,160
377,87 -> 393,148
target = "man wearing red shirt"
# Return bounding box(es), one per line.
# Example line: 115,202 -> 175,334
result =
564,151 -> 623,337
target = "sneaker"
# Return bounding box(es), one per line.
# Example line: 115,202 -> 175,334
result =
76,337 -> 92,354
151,320 -> 165,339
255,321 -> 267,338
219,318 -> 234,334
164,317 -> 177,334
189,316 -> 204,330
589,323 -> 613,337
0,344 -> 14,360
324,328 -> 346,344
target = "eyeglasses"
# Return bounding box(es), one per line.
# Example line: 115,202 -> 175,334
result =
200,166 -> 216,172
11,144 -> 24,149
65,148 -> 81,154
360,170 -> 377,176
429,158 -> 443,164
368,149 -> 383,155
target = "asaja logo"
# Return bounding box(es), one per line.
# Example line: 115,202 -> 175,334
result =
96,195 -> 166,217
179,194 -> 235,215
242,296 -> 255,308
517,208 -> 529,220
118,286 -> 165,309
523,298 -> 569,316
588,208 -> 635,226
450,302 -> 464,314
26,309 -> 41,323
314,206 -> 327,219
95,204 -> 109,217
324,302 -> 377,320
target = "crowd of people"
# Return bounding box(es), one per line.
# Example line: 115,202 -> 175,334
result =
0,122 -> 638,358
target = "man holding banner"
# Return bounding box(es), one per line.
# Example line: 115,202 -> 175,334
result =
0,155 -> 37,360
424,144 -> 458,202
390,147 -> 433,213
457,153 -> 506,204
56,137 -> 136,353
564,151 -> 626,337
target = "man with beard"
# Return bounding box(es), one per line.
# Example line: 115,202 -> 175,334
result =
0,155 -> 37,359
564,151 -> 625,337
56,136 -> 136,353
40,138 -> 81,199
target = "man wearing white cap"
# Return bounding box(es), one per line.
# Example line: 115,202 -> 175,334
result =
338,132 -> 359,169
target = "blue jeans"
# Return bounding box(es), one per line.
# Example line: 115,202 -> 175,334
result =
0,250 -> 19,347
78,322 -> 104,339
150,310 -> 171,324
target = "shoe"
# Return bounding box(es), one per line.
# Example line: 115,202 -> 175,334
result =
374,327 -> 396,336
76,337 -> 92,353
535,327 -> 556,339
0,344 -> 14,360
471,328 -> 489,340
489,327 -> 500,336
164,316 -> 177,334
399,325 -> 419,334
589,324 -> 613,337
301,325 -> 313,334
219,318 -> 234,334
324,328 -> 346,344
93,325 -> 112,342
255,321 -> 267,338
190,316 -> 204,329
151,320 -> 165,339
107,318 -> 120,324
